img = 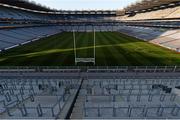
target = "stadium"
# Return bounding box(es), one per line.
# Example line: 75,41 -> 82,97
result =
0,0 -> 180,119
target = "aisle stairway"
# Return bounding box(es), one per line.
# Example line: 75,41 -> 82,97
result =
70,95 -> 85,119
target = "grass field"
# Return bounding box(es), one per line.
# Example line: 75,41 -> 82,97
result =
0,32 -> 180,66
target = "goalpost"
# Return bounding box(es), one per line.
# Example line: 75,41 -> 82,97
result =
73,29 -> 96,65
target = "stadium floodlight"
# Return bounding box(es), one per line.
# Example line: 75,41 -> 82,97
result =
73,29 -> 96,66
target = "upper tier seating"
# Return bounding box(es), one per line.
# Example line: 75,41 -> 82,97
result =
119,6 -> 180,20
0,6 -> 49,20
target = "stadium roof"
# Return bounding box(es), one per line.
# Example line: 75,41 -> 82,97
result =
124,0 -> 180,12
0,0 -> 55,12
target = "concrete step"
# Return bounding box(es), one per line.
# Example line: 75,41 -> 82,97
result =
70,95 -> 85,119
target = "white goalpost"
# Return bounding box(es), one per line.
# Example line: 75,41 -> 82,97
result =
73,29 -> 96,65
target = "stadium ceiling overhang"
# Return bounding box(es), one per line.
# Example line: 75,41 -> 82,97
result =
124,0 -> 180,13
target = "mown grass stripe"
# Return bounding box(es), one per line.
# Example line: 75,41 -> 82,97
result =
101,32 -> 131,65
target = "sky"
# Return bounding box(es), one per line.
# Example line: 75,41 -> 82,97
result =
33,0 -> 139,10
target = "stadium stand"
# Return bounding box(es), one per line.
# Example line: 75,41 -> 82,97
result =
0,0 -> 179,54
0,26 -> 62,50
0,66 -> 179,119
114,0 -> 180,52
0,0 -> 54,12
0,1 -> 117,52
119,6 -> 180,20
81,77 -> 180,119
116,0 -> 180,21
0,4 -> 116,22
117,26 -> 180,52
0,5 -> 51,21
0,75 -> 81,119
123,0 -> 180,15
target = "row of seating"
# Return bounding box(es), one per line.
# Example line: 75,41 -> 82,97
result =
0,6 -> 46,20
119,6 -> 180,20
0,66 -> 179,73
81,78 -> 180,118
0,77 -> 80,118
61,25 -> 119,32
0,69 -> 179,119
0,26 -> 62,50
0,5 -> 115,21
117,26 -> 180,52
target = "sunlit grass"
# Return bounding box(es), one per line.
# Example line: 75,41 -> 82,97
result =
0,32 -> 180,66
1,43 -> 135,58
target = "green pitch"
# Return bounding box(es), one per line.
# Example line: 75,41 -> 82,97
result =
0,32 -> 180,66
